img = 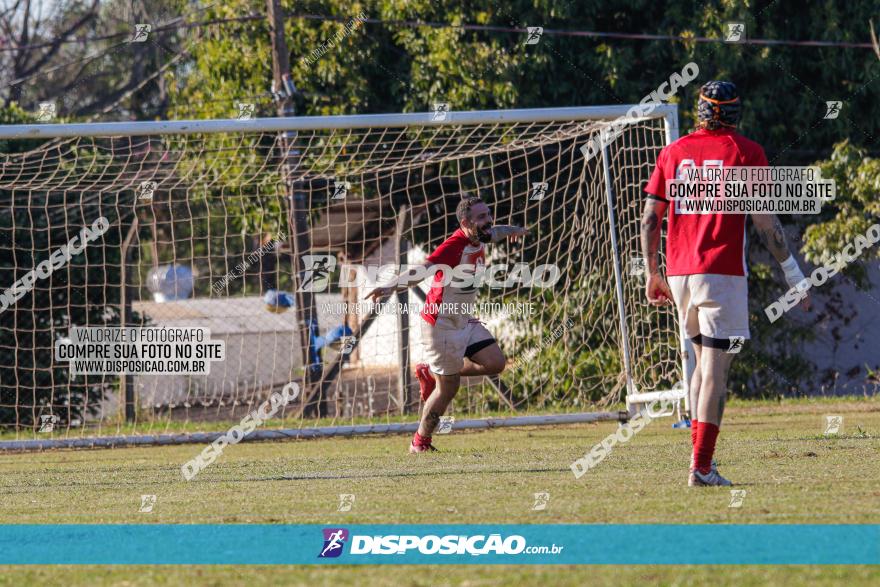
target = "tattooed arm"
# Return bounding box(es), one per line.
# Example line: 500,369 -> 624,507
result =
490,225 -> 527,243
641,199 -> 666,275
751,213 -> 792,263
752,213 -> 811,310
640,198 -> 673,305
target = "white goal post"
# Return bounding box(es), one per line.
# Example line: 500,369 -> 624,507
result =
0,104 -> 688,450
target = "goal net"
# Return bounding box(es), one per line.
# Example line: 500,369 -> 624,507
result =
0,105 -> 683,446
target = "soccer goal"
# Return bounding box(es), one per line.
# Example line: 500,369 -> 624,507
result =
0,104 -> 687,450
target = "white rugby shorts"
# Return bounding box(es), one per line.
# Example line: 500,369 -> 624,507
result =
419,315 -> 496,375
668,273 -> 750,349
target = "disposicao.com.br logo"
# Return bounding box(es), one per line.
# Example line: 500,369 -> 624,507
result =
318,528 -> 563,558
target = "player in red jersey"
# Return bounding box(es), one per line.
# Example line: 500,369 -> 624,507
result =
366,196 -> 526,452
641,81 -> 811,486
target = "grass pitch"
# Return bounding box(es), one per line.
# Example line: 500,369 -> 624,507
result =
0,397 -> 878,585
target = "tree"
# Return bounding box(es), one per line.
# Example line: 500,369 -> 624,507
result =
1,0 -> 188,119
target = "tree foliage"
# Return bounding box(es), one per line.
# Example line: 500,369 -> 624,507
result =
168,1 -> 879,161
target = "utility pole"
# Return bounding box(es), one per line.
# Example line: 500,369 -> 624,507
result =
266,0 -> 325,416
871,20 -> 880,61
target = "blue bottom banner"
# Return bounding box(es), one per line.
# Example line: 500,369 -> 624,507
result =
0,524 -> 877,565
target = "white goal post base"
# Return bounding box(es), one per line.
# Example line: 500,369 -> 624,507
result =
625,386 -> 688,420
0,411 -> 626,452
626,332 -> 697,422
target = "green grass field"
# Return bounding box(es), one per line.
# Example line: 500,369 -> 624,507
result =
1,397 -> 878,585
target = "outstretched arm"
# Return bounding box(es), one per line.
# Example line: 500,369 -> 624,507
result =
490,225 -> 527,243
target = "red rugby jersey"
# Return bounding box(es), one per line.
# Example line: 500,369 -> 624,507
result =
644,127 -> 768,276
420,229 -> 485,326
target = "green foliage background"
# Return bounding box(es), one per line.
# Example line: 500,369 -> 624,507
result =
166,0 -> 878,401
170,1 -> 878,161
1,0 -> 878,427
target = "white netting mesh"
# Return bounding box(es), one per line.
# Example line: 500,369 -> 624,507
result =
0,112 -> 679,438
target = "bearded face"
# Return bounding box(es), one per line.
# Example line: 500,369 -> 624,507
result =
476,222 -> 494,243
465,202 -> 494,243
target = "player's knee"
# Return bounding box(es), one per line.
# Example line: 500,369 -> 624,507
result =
701,362 -> 731,382
486,355 -> 506,375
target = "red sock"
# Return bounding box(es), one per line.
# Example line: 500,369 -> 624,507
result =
691,419 -> 700,448
413,432 -> 431,447
695,422 -> 719,474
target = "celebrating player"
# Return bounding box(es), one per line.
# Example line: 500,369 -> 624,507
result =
640,81 -> 811,486
365,196 -> 526,453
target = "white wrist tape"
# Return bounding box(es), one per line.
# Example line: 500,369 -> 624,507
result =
780,255 -> 807,290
